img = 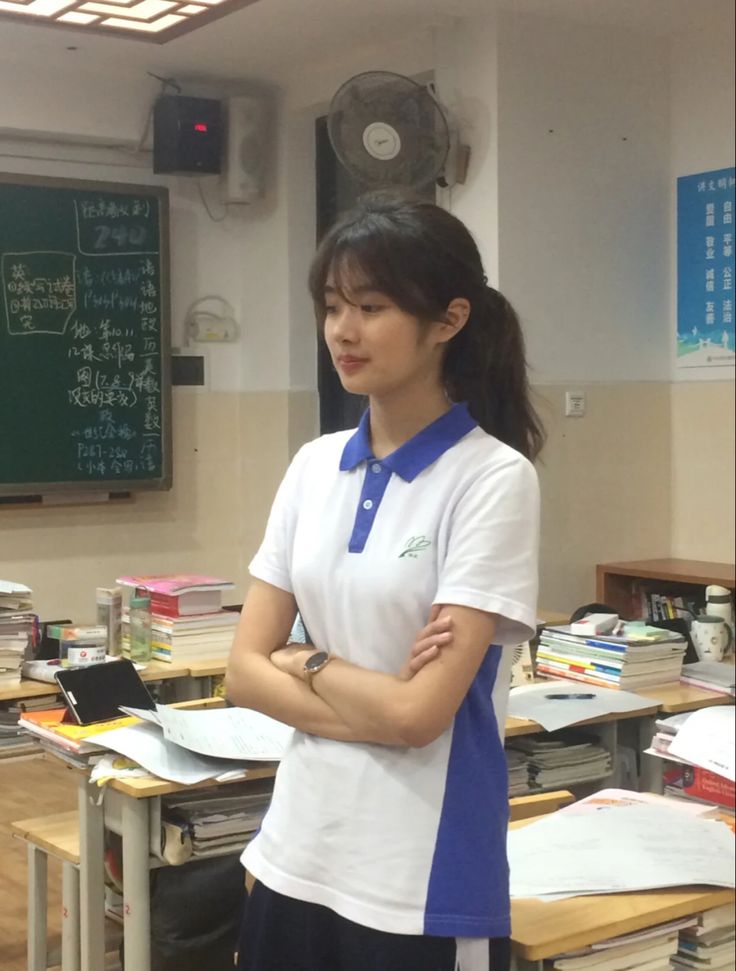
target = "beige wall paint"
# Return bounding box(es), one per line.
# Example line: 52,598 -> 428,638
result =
534,383 -> 672,615
1,390 -> 292,621
670,382 -> 735,562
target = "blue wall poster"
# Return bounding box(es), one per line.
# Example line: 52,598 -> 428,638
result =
677,167 -> 736,369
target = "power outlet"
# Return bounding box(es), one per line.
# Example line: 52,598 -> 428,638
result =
565,390 -> 586,417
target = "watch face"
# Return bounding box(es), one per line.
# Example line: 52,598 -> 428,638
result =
305,651 -> 328,673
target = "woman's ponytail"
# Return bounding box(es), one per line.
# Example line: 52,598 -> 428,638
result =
443,285 -> 545,462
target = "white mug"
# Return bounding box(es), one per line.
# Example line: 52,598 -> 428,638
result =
691,615 -> 733,662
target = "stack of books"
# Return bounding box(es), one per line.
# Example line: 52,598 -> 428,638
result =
536,623 -> 687,690
18,707 -> 138,768
0,693 -> 58,761
548,917 -> 690,971
117,574 -> 238,663
650,712 -> 736,814
673,903 -> 736,970
505,730 -> 612,792
0,580 -> 38,688
163,779 -> 273,861
680,660 -> 736,697
505,748 -> 530,796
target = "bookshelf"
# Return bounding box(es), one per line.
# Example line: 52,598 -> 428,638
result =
596,559 -> 735,621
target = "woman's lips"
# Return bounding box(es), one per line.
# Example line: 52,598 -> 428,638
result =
337,356 -> 368,374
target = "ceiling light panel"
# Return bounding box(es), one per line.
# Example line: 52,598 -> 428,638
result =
0,0 -> 256,42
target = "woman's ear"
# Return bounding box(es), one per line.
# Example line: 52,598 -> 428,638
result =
436,298 -> 471,344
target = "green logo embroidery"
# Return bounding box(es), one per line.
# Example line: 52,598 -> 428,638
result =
399,535 -> 432,559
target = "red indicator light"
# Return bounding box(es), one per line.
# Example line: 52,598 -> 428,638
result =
194,123 -> 208,133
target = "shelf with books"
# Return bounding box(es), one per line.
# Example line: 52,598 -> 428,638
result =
596,559 -> 735,622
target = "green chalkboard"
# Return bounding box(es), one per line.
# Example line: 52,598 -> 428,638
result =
0,173 -> 171,497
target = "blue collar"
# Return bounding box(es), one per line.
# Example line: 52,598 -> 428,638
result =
339,402 -> 478,482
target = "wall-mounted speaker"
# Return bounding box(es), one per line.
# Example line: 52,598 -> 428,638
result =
153,95 -> 223,175
222,95 -> 269,204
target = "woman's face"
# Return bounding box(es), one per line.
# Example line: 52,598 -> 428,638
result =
323,278 -> 445,401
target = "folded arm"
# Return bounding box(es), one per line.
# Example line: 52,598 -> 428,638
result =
226,578 -> 498,748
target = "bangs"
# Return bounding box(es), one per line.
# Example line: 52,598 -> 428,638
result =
309,214 -> 442,323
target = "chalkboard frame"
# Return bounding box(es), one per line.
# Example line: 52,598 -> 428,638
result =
0,172 -> 172,497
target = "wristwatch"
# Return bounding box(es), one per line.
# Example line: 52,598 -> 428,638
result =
303,650 -> 331,685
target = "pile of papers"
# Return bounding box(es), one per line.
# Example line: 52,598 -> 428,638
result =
647,706 -> 735,812
536,623 -> 687,690
673,902 -> 736,970
506,748 -> 530,796
0,580 -> 37,688
548,916 -> 692,970
680,660 -> 736,697
507,802 -> 735,900
163,779 -> 273,861
506,731 -> 612,791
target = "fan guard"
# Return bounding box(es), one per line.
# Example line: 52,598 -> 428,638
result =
327,71 -> 451,189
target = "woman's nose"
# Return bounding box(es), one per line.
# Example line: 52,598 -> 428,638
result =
329,307 -> 357,342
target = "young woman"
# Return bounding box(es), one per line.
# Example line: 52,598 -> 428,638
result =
226,191 -> 544,971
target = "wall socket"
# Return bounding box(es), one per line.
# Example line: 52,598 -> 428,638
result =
565,390 -> 586,417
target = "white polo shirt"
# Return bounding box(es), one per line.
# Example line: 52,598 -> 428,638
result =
242,402 -> 540,938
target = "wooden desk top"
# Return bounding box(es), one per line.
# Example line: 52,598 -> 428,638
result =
108,763 -> 277,799
509,815 -> 736,959
0,658 -> 194,704
505,703 -> 660,738
637,682 -> 735,714
185,656 -> 229,678
511,884 -> 735,959
0,679 -> 61,703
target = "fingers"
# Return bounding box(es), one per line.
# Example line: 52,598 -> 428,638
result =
408,644 -> 439,673
411,616 -> 453,657
428,603 -> 443,623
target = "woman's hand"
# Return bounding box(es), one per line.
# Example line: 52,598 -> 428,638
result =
270,643 -> 316,680
398,606 -> 453,681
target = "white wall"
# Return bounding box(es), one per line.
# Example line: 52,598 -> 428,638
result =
496,12 -> 671,385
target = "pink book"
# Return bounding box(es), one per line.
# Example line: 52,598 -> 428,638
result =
116,574 -> 235,596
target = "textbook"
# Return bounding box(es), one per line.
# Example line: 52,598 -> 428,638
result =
18,708 -> 141,755
117,574 -> 235,615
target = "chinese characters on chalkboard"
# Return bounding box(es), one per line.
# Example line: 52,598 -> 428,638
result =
0,178 -> 170,494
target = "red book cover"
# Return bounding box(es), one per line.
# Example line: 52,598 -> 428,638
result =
665,764 -> 736,808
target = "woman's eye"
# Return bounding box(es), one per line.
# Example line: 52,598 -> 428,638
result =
361,304 -> 383,314
325,305 -> 338,315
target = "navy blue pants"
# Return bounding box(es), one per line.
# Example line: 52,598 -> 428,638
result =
236,881 -> 510,971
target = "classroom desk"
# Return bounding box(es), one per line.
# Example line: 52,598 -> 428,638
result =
505,703 -> 659,738
633,683 -> 735,793
509,815 -> 736,967
63,696 -> 276,971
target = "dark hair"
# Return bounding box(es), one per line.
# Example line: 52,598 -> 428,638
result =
309,191 -> 545,461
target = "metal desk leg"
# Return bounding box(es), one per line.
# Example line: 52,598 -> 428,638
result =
62,861 -> 81,971
121,795 -> 151,971
27,843 -> 48,971
638,713 -> 664,793
78,775 -> 106,971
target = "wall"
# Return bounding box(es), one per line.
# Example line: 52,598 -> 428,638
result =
668,2 -> 736,560
495,12 -> 673,610
0,79 -> 295,619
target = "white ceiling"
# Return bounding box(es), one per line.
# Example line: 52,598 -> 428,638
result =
0,0 -> 730,90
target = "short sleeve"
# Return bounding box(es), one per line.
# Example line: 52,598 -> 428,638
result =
248,443 -> 311,594
434,452 -> 540,645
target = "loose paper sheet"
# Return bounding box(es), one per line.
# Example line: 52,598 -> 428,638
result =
88,722 -> 245,786
122,704 -> 293,761
508,805 -> 735,899
667,706 -> 735,781
507,680 -> 656,732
